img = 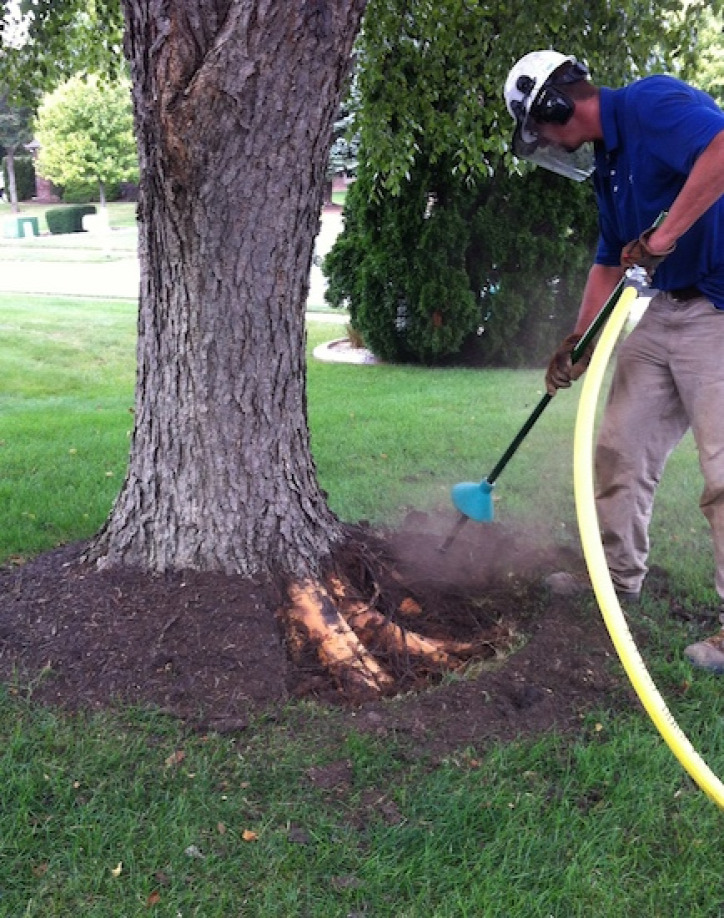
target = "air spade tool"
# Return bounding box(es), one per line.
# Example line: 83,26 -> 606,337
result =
439,256 -> 656,554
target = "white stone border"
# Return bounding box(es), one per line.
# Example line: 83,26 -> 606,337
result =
312,337 -> 380,365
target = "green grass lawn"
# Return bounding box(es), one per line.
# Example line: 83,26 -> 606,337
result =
1,295 -> 723,915
2,693 -> 722,917
0,295 -> 136,561
0,202 -> 139,270
0,200 -> 139,233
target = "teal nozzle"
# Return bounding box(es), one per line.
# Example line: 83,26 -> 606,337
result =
451,478 -> 495,523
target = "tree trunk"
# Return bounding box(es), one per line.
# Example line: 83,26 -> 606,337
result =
88,1 -> 367,578
6,149 -> 19,213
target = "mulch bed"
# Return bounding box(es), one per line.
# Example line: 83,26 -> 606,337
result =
0,514 -> 635,753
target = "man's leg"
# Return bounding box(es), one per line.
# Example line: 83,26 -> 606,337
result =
595,294 -> 689,595
670,297 -> 724,600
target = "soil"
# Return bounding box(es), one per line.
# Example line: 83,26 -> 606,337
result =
0,513 -> 639,754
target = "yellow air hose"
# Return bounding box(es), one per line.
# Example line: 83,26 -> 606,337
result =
573,283 -> 724,808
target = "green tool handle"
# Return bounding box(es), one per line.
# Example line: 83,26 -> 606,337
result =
485,211 -> 666,487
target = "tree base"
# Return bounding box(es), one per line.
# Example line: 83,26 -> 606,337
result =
280,529 -> 509,701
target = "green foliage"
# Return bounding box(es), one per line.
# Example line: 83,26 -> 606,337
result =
60,178 -> 123,204
33,75 -> 138,203
328,0 -> 718,366
325,163 -> 477,363
355,0 -> 720,196
682,9 -> 724,105
59,180 -> 101,204
45,204 -> 97,234
325,157 -> 597,366
0,0 -> 126,105
2,154 -> 36,200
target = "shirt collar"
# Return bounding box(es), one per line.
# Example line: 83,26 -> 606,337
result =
598,86 -> 620,155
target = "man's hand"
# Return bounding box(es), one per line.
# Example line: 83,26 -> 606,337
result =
545,333 -> 594,396
621,225 -> 676,275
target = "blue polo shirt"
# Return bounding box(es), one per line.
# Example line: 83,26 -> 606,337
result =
594,75 -> 724,308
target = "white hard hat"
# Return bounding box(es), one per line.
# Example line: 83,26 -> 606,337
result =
503,50 -> 594,182
504,51 -> 575,135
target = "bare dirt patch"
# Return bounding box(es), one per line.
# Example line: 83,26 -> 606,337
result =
0,514 -> 633,752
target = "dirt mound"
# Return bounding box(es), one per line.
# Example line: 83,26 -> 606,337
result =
0,515 -> 629,751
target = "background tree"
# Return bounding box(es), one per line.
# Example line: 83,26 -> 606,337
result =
325,0 -> 718,366
1,0 -> 125,104
684,9 -> 724,105
34,75 -> 138,207
324,103 -> 359,201
0,94 -> 34,212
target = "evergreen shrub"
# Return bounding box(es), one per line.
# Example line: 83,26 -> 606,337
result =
45,204 -> 97,235
324,157 -> 598,367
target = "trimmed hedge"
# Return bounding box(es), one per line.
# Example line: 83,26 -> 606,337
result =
45,205 -> 97,235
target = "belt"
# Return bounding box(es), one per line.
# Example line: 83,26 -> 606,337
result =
669,285 -> 703,302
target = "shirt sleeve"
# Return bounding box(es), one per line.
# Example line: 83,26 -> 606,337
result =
631,77 -> 724,175
593,77 -> 724,266
592,166 -> 625,266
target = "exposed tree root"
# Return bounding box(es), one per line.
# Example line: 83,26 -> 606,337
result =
284,579 -> 394,701
282,569 -> 491,700
327,575 -> 477,669
343,605 -> 458,668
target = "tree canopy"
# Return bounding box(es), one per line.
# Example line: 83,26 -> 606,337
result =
1,0 -> 125,104
322,0 -> 723,367
687,9 -> 724,105
353,0 -> 721,196
34,75 -> 138,205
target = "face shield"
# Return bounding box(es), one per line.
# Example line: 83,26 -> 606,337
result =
512,117 -> 595,183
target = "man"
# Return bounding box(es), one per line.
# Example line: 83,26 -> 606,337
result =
503,50 -> 724,672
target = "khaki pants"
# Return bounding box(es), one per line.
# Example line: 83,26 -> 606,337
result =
595,291 -> 724,598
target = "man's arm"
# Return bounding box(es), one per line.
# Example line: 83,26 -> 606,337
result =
573,262 -> 626,336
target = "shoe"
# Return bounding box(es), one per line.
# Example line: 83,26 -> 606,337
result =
544,571 -> 640,604
684,613 -> 724,674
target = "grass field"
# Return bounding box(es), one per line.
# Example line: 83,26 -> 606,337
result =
2,692 -> 722,917
0,200 -> 139,233
0,233 -> 723,914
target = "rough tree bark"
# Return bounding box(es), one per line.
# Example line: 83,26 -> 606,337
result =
85,1 -> 466,699
88,1 -> 366,577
